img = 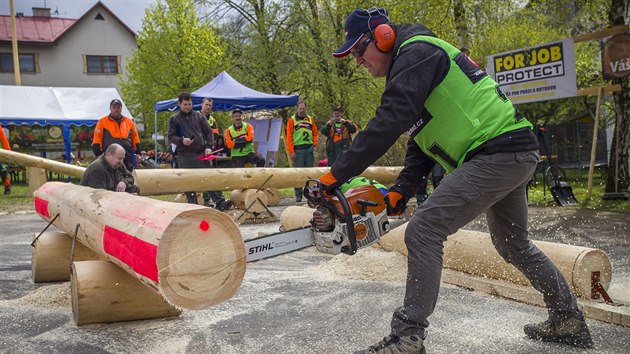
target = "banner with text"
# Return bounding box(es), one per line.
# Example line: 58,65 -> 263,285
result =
485,38 -> 577,104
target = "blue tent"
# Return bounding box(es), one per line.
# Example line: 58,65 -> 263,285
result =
154,71 -> 299,112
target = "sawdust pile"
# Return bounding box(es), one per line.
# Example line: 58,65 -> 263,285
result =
313,247 -> 408,283
1,284 -> 70,309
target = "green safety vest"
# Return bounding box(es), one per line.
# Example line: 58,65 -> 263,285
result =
291,115 -> 315,146
399,35 -> 532,172
228,122 -> 254,157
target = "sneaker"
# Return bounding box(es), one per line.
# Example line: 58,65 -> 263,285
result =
4,184 -> 11,195
295,196 -> 302,203
203,200 -> 214,208
524,317 -> 593,348
217,199 -> 233,211
354,334 -> 425,354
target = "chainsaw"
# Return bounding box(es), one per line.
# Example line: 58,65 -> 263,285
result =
245,179 -> 404,262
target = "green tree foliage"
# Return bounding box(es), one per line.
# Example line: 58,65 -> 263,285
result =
120,0 -> 228,137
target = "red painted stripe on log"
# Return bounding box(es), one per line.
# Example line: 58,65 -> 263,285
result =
103,225 -> 159,282
34,197 -> 49,218
110,208 -> 168,232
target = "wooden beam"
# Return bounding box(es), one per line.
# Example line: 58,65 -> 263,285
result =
573,25 -> 629,43
0,149 -> 85,177
577,84 -> 621,97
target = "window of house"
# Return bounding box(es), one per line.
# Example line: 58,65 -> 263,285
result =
0,53 -> 38,73
84,55 -> 119,74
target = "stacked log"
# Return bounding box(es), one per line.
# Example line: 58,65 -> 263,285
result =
33,182 -> 246,310
230,189 -> 268,213
32,230 -> 104,282
264,188 -> 282,206
72,260 -> 181,325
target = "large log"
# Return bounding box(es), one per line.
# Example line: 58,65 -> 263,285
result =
133,167 -> 403,195
32,230 -> 105,282
34,182 -> 246,310
279,207 -> 612,299
0,149 -> 84,177
72,260 -> 181,325
378,223 -> 612,299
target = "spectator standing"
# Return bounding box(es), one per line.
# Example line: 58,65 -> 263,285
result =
0,124 -> 12,194
286,101 -> 318,202
167,92 -> 232,211
322,106 -> 357,166
225,110 -> 265,168
92,99 -> 140,171
80,143 -> 139,193
198,97 -> 227,207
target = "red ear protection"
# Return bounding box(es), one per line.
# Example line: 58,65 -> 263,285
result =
373,24 -> 395,52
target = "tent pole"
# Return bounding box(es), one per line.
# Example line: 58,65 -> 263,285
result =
154,111 -> 158,164
62,125 -> 72,182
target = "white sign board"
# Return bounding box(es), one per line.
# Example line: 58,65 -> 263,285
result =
485,38 -> 577,104
246,118 -> 283,167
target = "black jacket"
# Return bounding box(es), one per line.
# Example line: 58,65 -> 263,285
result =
80,156 -> 139,193
167,110 -> 215,157
330,24 -> 537,200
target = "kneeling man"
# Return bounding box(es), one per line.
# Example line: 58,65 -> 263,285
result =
80,143 -> 140,194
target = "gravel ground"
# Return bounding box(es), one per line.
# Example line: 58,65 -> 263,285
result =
0,201 -> 629,353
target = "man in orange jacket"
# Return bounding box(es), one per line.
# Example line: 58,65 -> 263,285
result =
92,99 -> 140,171
0,124 -> 12,194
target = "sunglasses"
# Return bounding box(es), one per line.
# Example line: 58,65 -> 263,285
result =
351,36 -> 373,58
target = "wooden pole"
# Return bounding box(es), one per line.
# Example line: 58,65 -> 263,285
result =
378,223 -> 612,299
32,231 -> 104,283
133,166 -> 403,195
72,260 -> 181,325
9,0 -> 21,86
0,149 -> 85,177
27,166 -> 48,196
34,182 -> 246,310
586,87 -> 603,199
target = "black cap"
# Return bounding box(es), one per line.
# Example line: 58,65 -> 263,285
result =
232,109 -> 243,115
333,8 -> 389,58
110,99 -> 122,107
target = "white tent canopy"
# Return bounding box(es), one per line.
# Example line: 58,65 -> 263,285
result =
0,85 -> 133,163
0,85 -> 132,124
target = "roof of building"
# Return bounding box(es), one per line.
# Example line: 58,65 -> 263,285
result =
0,1 -> 135,45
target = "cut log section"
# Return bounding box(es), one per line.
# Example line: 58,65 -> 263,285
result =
378,224 -> 612,299
230,189 -> 269,214
280,206 -> 314,231
34,182 -> 246,310
133,166 -> 402,195
264,188 -> 282,206
72,260 -> 181,325
32,231 -> 104,283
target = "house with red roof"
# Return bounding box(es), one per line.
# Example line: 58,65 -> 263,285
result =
0,2 -> 137,90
